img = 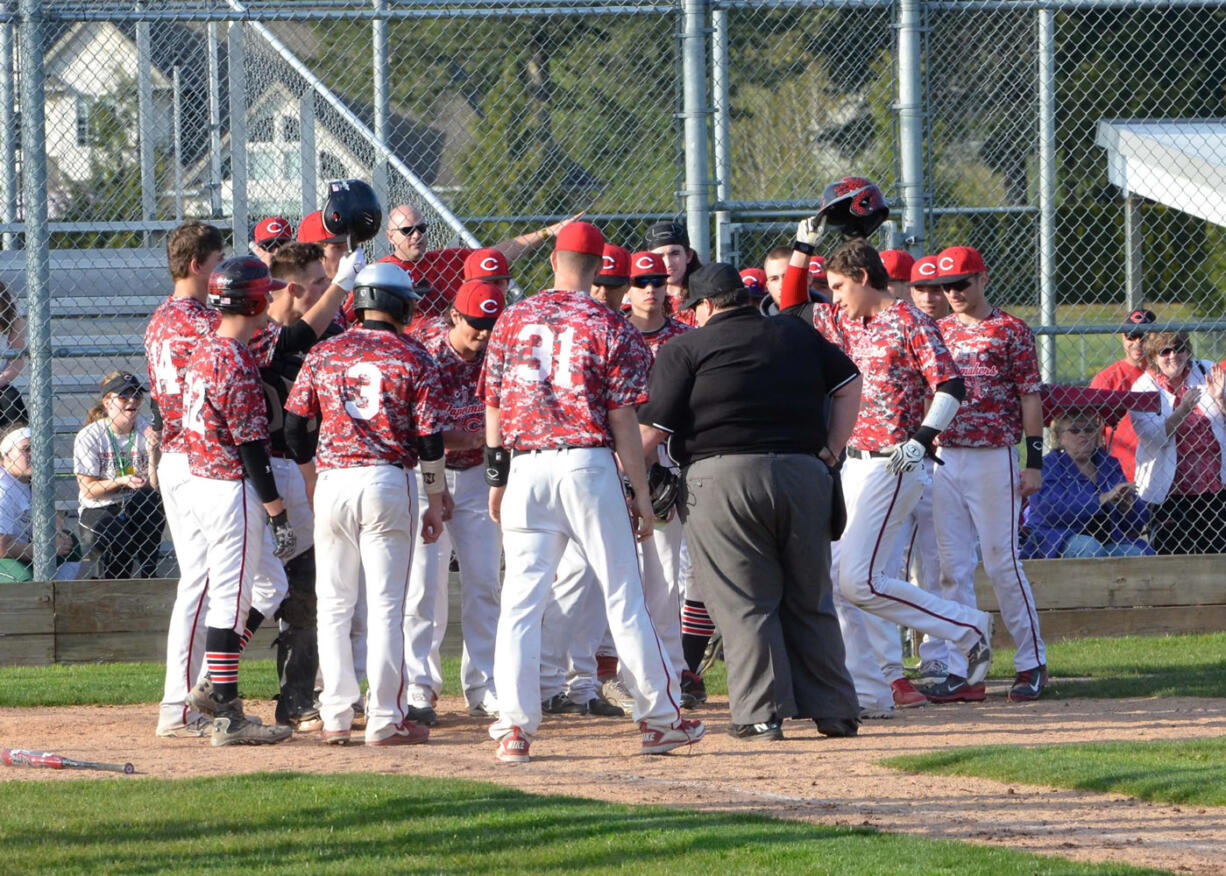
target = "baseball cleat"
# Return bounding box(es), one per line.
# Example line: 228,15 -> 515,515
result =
1008,664 -> 1049,702
964,614 -> 994,687
321,727 -> 352,745
367,720 -> 430,746
211,699 -> 292,746
858,706 -> 895,720
185,678 -> 215,717
911,659 -> 949,687
815,717 -> 860,738
920,675 -> 986,703
495,727 -> 531,764
600,678 -> 635,712
156,715 -> 212,738
680,670 -> 707,705
726,718 -> 783,741
406,705 -> 438,727
640,718 -> 705,754
585,696 -> 625,718
890,678 -> 928,709
542,693 -> 587,715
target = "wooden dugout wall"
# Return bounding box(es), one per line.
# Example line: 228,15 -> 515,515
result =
0,558 -> 1222,666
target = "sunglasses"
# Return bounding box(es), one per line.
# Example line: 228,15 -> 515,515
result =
396,224 -> 429,237
940,278 -> 974,292
633,277 -> 666,288
1158,345 -> 1189,357
1060,426 -> 1095,435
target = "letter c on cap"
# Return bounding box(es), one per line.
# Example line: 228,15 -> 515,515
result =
480,257 -> 499,272
938,256 -> 955,271
635,256 -> 655,270
479,298 -> 499,315
919,262 -> 937,276
602,255 -> 615,270
267,220 -> 285,235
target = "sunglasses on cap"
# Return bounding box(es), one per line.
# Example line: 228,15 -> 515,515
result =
632,277 -> 666,288
396,223 -> 429,238
1158,344 -> 1190,357
940,278 -> 974,292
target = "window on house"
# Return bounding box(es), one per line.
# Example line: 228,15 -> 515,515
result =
250,148 -> 279,182
75,97 -> 92,147
319,151 -> 347,180
281,116 -> 300,143
249,115 -> 274,144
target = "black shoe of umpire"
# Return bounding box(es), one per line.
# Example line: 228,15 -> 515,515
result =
406,705 -> 438,727
542,693 -> 588,715
726,717 -> 783,741
814,717 -> 860,738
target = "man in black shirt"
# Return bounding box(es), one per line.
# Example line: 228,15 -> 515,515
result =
639,263 -> 863,740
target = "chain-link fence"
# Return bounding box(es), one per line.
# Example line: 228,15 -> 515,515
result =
3,0 -> 1226,578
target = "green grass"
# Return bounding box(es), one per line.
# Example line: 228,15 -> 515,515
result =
886,737 -> 1226,809
0,773 -> 1162,874
980,632 -> 1226,699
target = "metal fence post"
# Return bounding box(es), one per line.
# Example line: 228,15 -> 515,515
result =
681,0 -> 711,260
1125,195 -> 1143,310
896,0 -> 926,255
1038,7 -> 1057,382
172,66 -> 183,221
136,8 -> 155,243
207,22 -> 223,218
0,6 -> 15,252
711,4 -> 732,264
372,0 -> 389,256
18,0 -> 53,581
228,22 -> 248,253
300,91 -> 317,217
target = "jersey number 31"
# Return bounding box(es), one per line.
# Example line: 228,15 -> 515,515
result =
514,324 -> 577,386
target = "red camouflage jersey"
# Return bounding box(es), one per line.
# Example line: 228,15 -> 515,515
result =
145,296 -> 280,455
478,289 -> 651,450
813,299 -> 961,452
664,293 -> 697,328
182,335 -> 269,480
638,317 -> 693,361
414,316 -> 486,469
285,326 -> 446,471
938,307 -> 1041,448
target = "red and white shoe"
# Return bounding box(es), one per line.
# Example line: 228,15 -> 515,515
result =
890,677 -> 928,709
367,720 -> 430,746
321,727 -> 352,746
641,718 -> 705,755
496,727 -> 531,763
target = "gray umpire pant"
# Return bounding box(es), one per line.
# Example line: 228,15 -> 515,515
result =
681,453 -> 858,725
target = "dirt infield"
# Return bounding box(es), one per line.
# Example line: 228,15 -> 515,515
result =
4,680 -> 1226,874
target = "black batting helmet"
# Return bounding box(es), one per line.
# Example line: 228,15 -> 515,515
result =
323,178 -> 383,246
352,262 -> 421,324
207,256 -> 284,316
817,177 -> 889,239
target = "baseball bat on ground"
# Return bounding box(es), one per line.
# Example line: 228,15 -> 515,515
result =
1,748 -> 134,774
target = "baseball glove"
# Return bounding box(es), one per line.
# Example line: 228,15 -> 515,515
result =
647,463 -> 681,521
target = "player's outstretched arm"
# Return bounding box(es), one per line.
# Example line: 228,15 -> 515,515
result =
610,406 -> 654,542
300,248 -> 367,338
496,211 -> 586,261
886,377 -> 965,475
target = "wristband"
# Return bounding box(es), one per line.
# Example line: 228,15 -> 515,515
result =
792,239 -> 816,256
1024,436 -> 1043,469
484,445 -> 510,487
420,456 -> 446,495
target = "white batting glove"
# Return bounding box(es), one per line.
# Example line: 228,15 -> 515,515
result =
885,439 -> 926,476
795,216 -> 826,249
333,247 -> 367,292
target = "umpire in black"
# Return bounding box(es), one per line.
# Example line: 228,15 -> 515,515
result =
639,262 -> 863,740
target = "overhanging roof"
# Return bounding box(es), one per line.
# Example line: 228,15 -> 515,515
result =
1096,118 -> 1226,227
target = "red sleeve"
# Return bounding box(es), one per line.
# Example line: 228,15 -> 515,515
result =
779,262 -> 810,310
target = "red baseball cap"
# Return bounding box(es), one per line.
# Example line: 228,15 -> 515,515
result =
555,221 -> 605,257
910,254 -> 941,286
253,216 -> 293,249
463,247 -> 510,282
740,267 -> 768,299
453,280 -> 506,330
879,249 -> 915,282
935,245 -> 987,282
297,210 -> 344,245
809,256 -> 827,285
595,244 -> 631,287
629,251 -> 668,283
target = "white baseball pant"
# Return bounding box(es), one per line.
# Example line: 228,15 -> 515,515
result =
490,448 -> 682,740
540,541 -> 606,704
837,454 -> 991,655
934,445 -> 1046,675
831,539 -> 896,712
315,464 -> 416,740
183,475 -> 265,635
404,465 -> 502,711
156,451 -> 210,730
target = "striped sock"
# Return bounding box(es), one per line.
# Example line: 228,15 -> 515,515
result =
205,627 -> 242,701
681,600 -> 714,674
596,654 -> 618,681
238,608 -> 265,654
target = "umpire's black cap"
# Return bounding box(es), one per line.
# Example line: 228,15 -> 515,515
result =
682,262 -> 745,310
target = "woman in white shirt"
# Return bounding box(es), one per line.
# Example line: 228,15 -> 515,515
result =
74,372 -> 165,578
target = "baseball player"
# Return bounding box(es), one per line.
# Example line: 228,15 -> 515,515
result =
590,243 -> 632,312
780,233 -> 995,711
928,245 -> 1048,703
403,279 -> 507,723
150,222 -> 359,738
644,221 -> 699,327
284,262 -> 448,745
740,267 -> 768,304
462,247 -> 512,296
251,216 -> 294,267
878,250 -> 915,300
180,256 -> 298,746
479,221 -> 704,763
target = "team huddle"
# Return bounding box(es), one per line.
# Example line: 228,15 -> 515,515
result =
150,177 -> 1045,762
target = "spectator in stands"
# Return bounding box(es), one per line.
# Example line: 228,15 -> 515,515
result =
73,371 -> 165,578
0,425 -> 82,581
1021,409 -> 1152,559
1090,308 -> 1156,481
1129,331 -> 1226,555
0,282 -> 28,431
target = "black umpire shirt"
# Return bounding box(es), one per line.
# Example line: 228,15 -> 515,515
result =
638,307 -> 859,466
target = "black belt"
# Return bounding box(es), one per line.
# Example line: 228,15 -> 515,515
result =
511,446 -> 600,457
845,447 -> 891,460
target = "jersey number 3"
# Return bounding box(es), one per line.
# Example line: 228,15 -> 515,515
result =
514,324 -> 577,386
344,362 -> 382,421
